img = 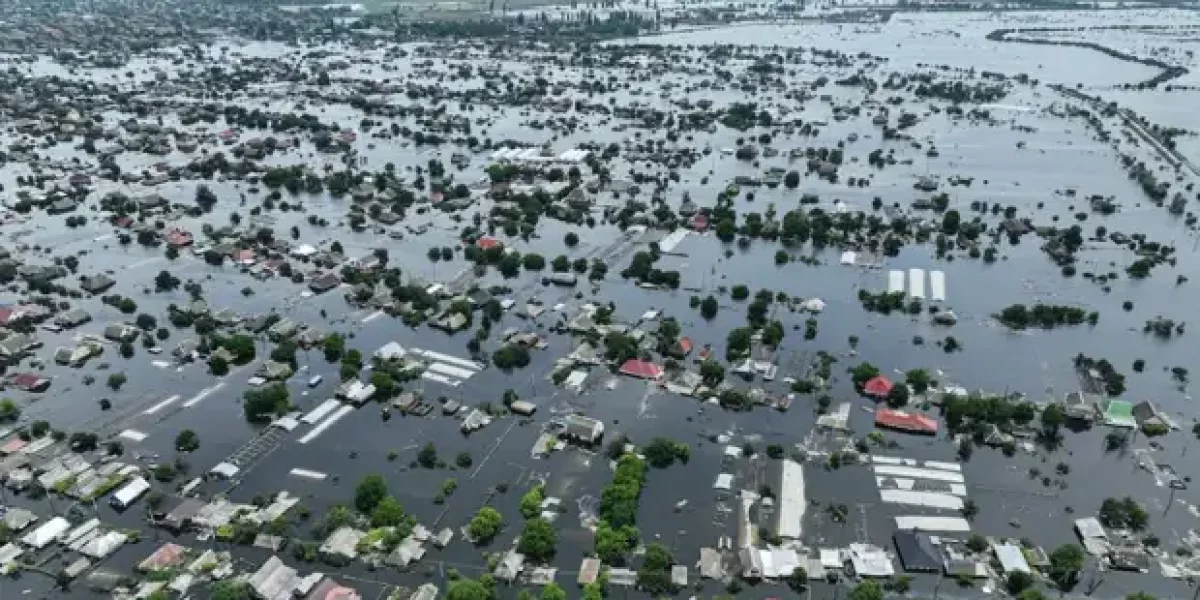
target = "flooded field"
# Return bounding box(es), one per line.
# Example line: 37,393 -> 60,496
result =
0,1 -> 1197,599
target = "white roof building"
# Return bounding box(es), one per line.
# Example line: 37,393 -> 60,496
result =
994,543 -> 1031,574
21,516 -> 70,550
110,476 -> 150,509
846,543 -> 895,578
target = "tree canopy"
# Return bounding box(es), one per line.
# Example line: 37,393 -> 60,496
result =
517,517 -> 557,562
469,507 -> 503,543
354,475 -> 388,513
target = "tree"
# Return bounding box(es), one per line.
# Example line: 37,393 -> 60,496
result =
699,295 -> 718,320
594,523 -> 638,564
966,534 -> 988,553
468,507 -> 502,542
175,430 -> 200,452
209,355 -> 229,376
699,360 -> 725,386
904,369 -> 931,393
784,170 -> 800,189
715,218 -> 736,242
1041,403 -> 1065,432
195,185 -> 218,211
520,485 -> 545,519
522,253 -> 545,271
1098,497 -> 1148,531
1018,590 -> 1048,600
155,270 -> 180,291
551,255 -> 571,272
210,580 -> 253,600
323,333 -> 345,362
517,517 -> 557,562
1006,570 -> 1035,595
564,232 -> 579,248
446,578 -> 493,600
1048,543 -> 1085,589
0,398 -> 19,422
106,373 -> 127,390
370,496 -> 406,527
637,543 -> 675,595
369,371 -> 396,399
885,384 -> 910,408
354,475 -> 389,513
643,437 -> 688,468
540,583 -> 566,600
243,384 -> 290,422
787,566 -> 808,592
418,443 -> 438,468
849,580 -> 883,600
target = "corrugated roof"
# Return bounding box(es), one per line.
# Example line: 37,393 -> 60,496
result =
875,409 -> 938,434
893,531 -> 942,572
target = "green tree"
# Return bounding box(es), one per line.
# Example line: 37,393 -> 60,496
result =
849,580 -> 883,600
517,517 -> 557,562
699,360 -> 725,386
209,355 -> 229,376
1048,543 -> 1085,589
418,443 -> 438,468
174,430 -> 200,452
1006,570 -> 1035,595
636,543 -> 675,595
242,384 -> 290,422
369,371 -> 396,399
787,565 -> 808,592
322,333 -> 345,362
210,580 -> 254,600
520,485 -> 545,519
563,233 -> 579,248
643,437 -> 688,468
370,496 -> 406,527
106,373 -> 127,390
699,295 -> 718,320
446,577 -> 493,600
354,474 -> 388,513
551,255 -> 571,272
468,507 -> 503,543
594,523 -> 637,565
1041,403 -> 1066,432
0,398 -> 19,422
904,369 -> 931,393
540,582 -> 566,600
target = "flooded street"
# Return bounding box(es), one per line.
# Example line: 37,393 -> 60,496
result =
0,1 -> 1197,599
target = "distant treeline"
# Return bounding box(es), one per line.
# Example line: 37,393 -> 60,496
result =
986,26 -> 1189,88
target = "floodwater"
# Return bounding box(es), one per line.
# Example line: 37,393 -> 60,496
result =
3,7 -> 1200,599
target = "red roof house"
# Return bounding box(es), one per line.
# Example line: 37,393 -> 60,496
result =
235,249 -> 257,265
689,214 -> 710,232
671,336 -> 694,358
165,228 -> 193,247
619,359 -> 663,380
875,408 -> 938,435
476,236 -> 501,250
0,437 -> 28,455
8,373 -> 50,392
863,375 -> 894,398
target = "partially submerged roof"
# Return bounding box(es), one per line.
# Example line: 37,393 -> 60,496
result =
994,543 -> 1031,574
893,531 -> 942,572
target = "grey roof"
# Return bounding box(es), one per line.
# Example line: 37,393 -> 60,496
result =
893,531 -> 942,572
